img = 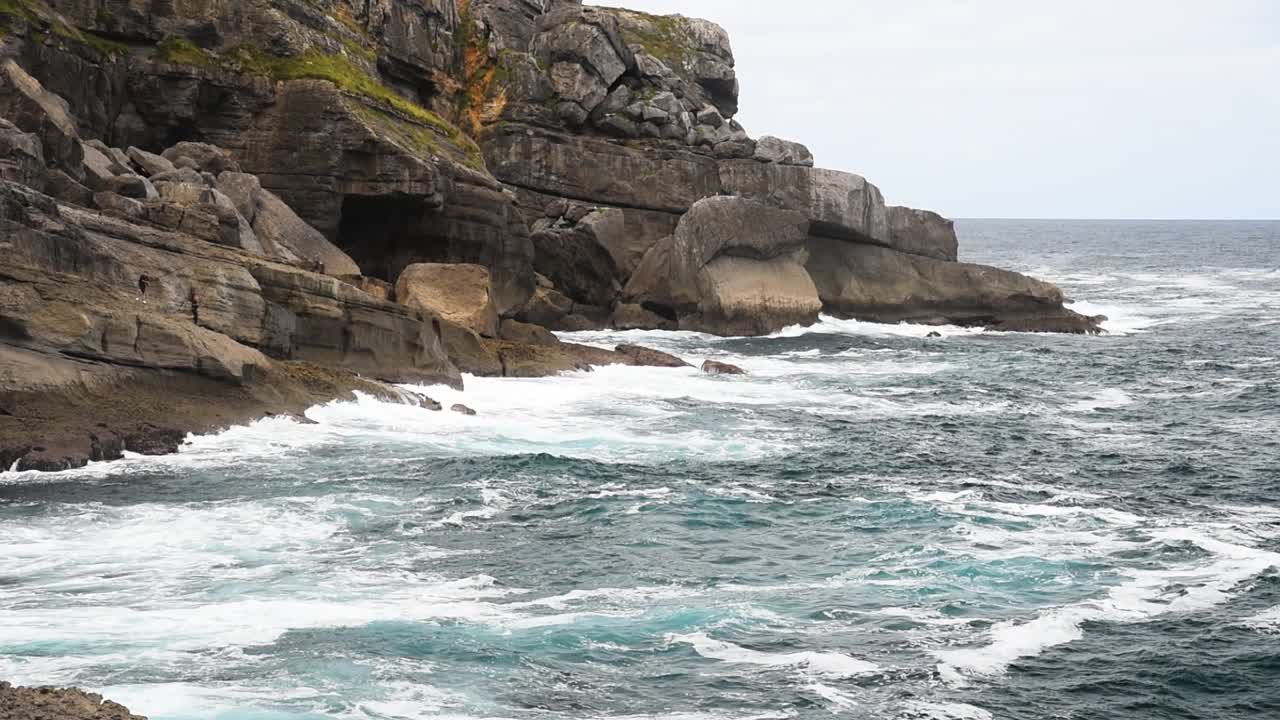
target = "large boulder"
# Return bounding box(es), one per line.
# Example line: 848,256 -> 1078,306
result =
888,206 -> 959,262
251,188 -> 357,274
395,263 -> 501,338
805,238 -> 1101,333
753,136 -> 814,167
79,141 -> 117,189
161,141 -> 241,174
0,61 -> 83,181
625,196 -> 821,335
531,5 -> 632,116
719,161 -> 890,245
528,206 -> 652,308
127,145 -> 176,177
0,118 -> 46,189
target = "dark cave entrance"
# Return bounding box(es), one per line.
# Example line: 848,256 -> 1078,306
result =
336,194 -> 441,283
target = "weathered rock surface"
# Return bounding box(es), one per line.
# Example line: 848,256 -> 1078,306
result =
615,344 -> 689,368
887,206 -> 959,262
0,682 -> 145,720
625,196 -> 821,335
0,61 -> 83,182
702,359 -> 746,376
395,263 -> 501,338
805,239 -> 1102,333
719,161 -> 890,245
0,66 -> 481,472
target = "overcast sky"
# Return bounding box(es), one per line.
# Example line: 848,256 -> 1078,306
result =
591,0 -> 1279,219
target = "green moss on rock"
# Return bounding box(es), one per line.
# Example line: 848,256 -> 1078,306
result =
615,9 -> 693,77
0,0 -> 127,56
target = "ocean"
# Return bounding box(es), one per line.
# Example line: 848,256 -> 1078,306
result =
2,220 -> 1278,720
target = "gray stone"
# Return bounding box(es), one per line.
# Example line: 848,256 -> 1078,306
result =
253,189 -> 359,275
92,190 -> 145,220
720,161 -> 891,245
598,114 -> 639,138
44,169 -> 93,206
79,142 -> 118,189
104,147 -> 134,175
887,206 -> 959,262
531,8 -> 630,88
549,61 -> 608,111
713,139 -> 755,159
642,105 -> 668,123
127,146 -> 177,177
651,91 -> 683,116
0,61 -> 84,181
161,141 -> 241,174
624,196 -> 820,336
107,173 -> 158,200
806,239 -> 1099,333
151,167 -> 206,186
215,171 -> 262,224
555,101 -> 590,127
753,136 -> 814,167
695,105 -> 724,128
0,120 -> 46,189
634,51 -> 672,79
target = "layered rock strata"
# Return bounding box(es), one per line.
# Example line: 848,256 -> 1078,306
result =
0,63 -> 688,472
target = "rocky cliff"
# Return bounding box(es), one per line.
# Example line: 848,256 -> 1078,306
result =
0,0 -> 1101,470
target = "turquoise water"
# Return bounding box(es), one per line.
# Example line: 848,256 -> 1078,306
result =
2,220 -> 1279,719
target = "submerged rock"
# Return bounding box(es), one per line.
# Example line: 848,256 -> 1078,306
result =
614,344 -> 689,368
702,360 -> 747,376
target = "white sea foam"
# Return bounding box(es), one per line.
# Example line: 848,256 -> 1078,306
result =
935,528 -> 1280,679
806,682 -> 860,711
1069,299 -> 1161,335
670,632 -> 880,677
770,315 -> 987,340
1243,606 -> 1280,634
512,584 -> 696,611
1064,387 -> 1135,413
901,702 -> 995,720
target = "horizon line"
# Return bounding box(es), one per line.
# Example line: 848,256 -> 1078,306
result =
954,217 -> 1280,223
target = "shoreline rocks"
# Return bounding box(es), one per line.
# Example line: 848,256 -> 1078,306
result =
0,682 -> 145,720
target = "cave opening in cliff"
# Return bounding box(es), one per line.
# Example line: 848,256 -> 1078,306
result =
337,194 -> 442,283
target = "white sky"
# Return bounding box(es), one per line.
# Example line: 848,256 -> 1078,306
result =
591,0 -> 1280,219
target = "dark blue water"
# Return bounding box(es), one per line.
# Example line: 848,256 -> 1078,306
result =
2,220 -> 1278,720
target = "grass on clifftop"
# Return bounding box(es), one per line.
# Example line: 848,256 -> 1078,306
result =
0,0 -> 127,55
614,8 -> 693,77
156,37 -> 483,170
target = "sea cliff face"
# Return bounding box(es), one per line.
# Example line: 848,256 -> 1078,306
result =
0,0 -> 1100,471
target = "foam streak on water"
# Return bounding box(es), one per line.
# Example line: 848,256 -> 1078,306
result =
2,220 -> 1280,720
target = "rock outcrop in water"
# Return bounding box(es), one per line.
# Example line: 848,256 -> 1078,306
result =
0,0 -> 1099,472
0,682 -> 145,720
